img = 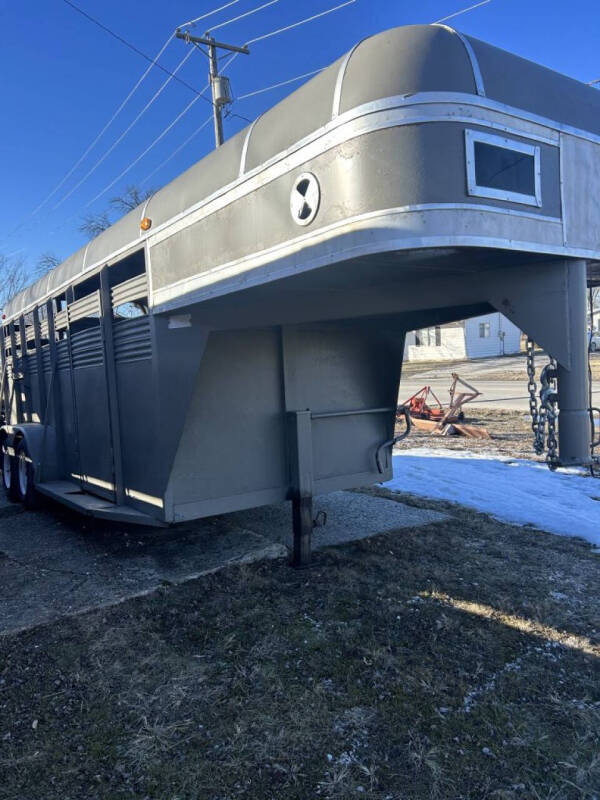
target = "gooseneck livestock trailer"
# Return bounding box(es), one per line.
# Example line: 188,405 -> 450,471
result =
1,25 -> 598,563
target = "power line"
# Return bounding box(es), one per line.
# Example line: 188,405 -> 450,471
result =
0,26 -> 178,244
111,3 -> 357,203
46,1 -> 357,232
139,67 -> 329,187
52,46 -> 200,211
175,31 -> 250,147
84,53 -> 240,208
31,1 -> 250,223
139,115 -> 214,186
434,0 -> 492,24
179,0 -> 243,30
245,0 -> 358,46
85,94 -> 207,207
236,67 -> 326,100
30,32 -> 176,219
61,0 -> 206,97
210,0 -> 280,33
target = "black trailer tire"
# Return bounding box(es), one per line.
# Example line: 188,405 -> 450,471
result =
2,440 -> 20,503
15,440 -> 40,509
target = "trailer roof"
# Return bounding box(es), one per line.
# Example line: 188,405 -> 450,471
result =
5,23 -> 600,320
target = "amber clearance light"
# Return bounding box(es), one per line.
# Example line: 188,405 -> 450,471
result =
140,217 -> 152,231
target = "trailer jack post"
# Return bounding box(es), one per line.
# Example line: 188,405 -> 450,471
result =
288,410 -> 314,568
557,259 -> 593,467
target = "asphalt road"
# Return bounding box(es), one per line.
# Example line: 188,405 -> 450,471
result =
400,378 -> 600,410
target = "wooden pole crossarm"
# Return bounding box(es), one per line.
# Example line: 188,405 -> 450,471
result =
175,30 -> 250,54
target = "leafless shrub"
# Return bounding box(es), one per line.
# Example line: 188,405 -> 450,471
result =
79,185 -> 156,241
79,211 -> 111,239
109,185 -> 154,214
0,253 -> 27,311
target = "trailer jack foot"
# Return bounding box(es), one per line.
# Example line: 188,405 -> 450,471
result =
292,495 -> 313,568
288,410 -> 314,569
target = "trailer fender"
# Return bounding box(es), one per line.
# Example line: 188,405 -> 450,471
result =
0,424 -> 59,483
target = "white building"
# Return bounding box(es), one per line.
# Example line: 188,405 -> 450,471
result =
405,312 -> 521,362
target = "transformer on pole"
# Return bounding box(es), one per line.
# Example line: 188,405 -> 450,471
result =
175,29 -> 250,148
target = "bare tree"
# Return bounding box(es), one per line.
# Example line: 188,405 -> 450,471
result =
0,250 -> 59,314
79,211 -> 112,240
37,252 -> 61,274
109,185 -> 154,214
79,185 -> 155,241
0,254 -> 28,312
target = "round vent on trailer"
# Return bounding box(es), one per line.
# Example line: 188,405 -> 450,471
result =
290,173 -> 320,226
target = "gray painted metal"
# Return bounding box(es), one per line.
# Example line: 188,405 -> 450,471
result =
289,410 -> 314,567
7,24 -> 600,320
557,260 -> 592,466
433,24 -> 486,96
0,24 -> 596,535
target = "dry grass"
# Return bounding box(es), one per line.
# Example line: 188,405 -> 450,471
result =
395,408 -> 541,460
1,490 -> 599,800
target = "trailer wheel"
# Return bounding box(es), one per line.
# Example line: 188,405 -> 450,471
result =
2,439 -> 20,503
16,440 -> 40,509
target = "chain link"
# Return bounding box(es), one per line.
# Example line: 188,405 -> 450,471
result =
540,360 -> 559,468
526,338 -> 559,469
526,338 -> 543,454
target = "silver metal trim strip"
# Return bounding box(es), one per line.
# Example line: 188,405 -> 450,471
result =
397,92 -> 600,144
131,100 -> 558,249
331,40 -> 363,119
149,108 -> 559,250
152,203 -> 565,310
7,91 -> 597,322
239,115 -> 261,177
140,195 -> 153,223
433,25 -> 486,97
559,132 -> 568,246
154,225 -> 596,315
465,129 -> 542,207
81,243 -> 91,272
145,239 -> 154,310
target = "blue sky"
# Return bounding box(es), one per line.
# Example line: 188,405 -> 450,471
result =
0,0 -> 598,273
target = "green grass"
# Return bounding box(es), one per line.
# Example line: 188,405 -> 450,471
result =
1,489 -> 599,800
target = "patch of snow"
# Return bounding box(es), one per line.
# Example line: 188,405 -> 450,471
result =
385,449 -> 600,546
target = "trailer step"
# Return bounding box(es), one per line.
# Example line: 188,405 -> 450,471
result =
36,481 -> 166,527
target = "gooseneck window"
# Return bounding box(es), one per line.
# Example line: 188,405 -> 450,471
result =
465,130 -> 541,208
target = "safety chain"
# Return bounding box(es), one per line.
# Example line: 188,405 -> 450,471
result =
526,338 -> 541,451
526,338 -> 560,469
540,360 -> 559,469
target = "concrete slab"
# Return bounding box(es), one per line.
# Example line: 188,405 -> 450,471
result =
0,491 -> 448,636
225,491 -> 448,550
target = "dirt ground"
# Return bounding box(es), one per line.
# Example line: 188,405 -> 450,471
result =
1,490 -> 599,800
1,358 -> 598,799
395,408 -> 541,461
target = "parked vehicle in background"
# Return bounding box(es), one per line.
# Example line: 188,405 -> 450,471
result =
589,330 -> 600,352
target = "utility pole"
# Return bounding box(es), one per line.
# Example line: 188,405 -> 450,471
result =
176,29 -> 250,148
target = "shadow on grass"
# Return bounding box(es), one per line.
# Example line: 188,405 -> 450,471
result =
1,492 -> 599,800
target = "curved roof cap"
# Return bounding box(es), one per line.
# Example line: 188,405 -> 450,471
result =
340,24 -> 478,113
466,34 -> 600,135
5,24 -> 600,320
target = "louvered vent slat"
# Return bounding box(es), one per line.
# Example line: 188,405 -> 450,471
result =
113,317 -> 152,364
